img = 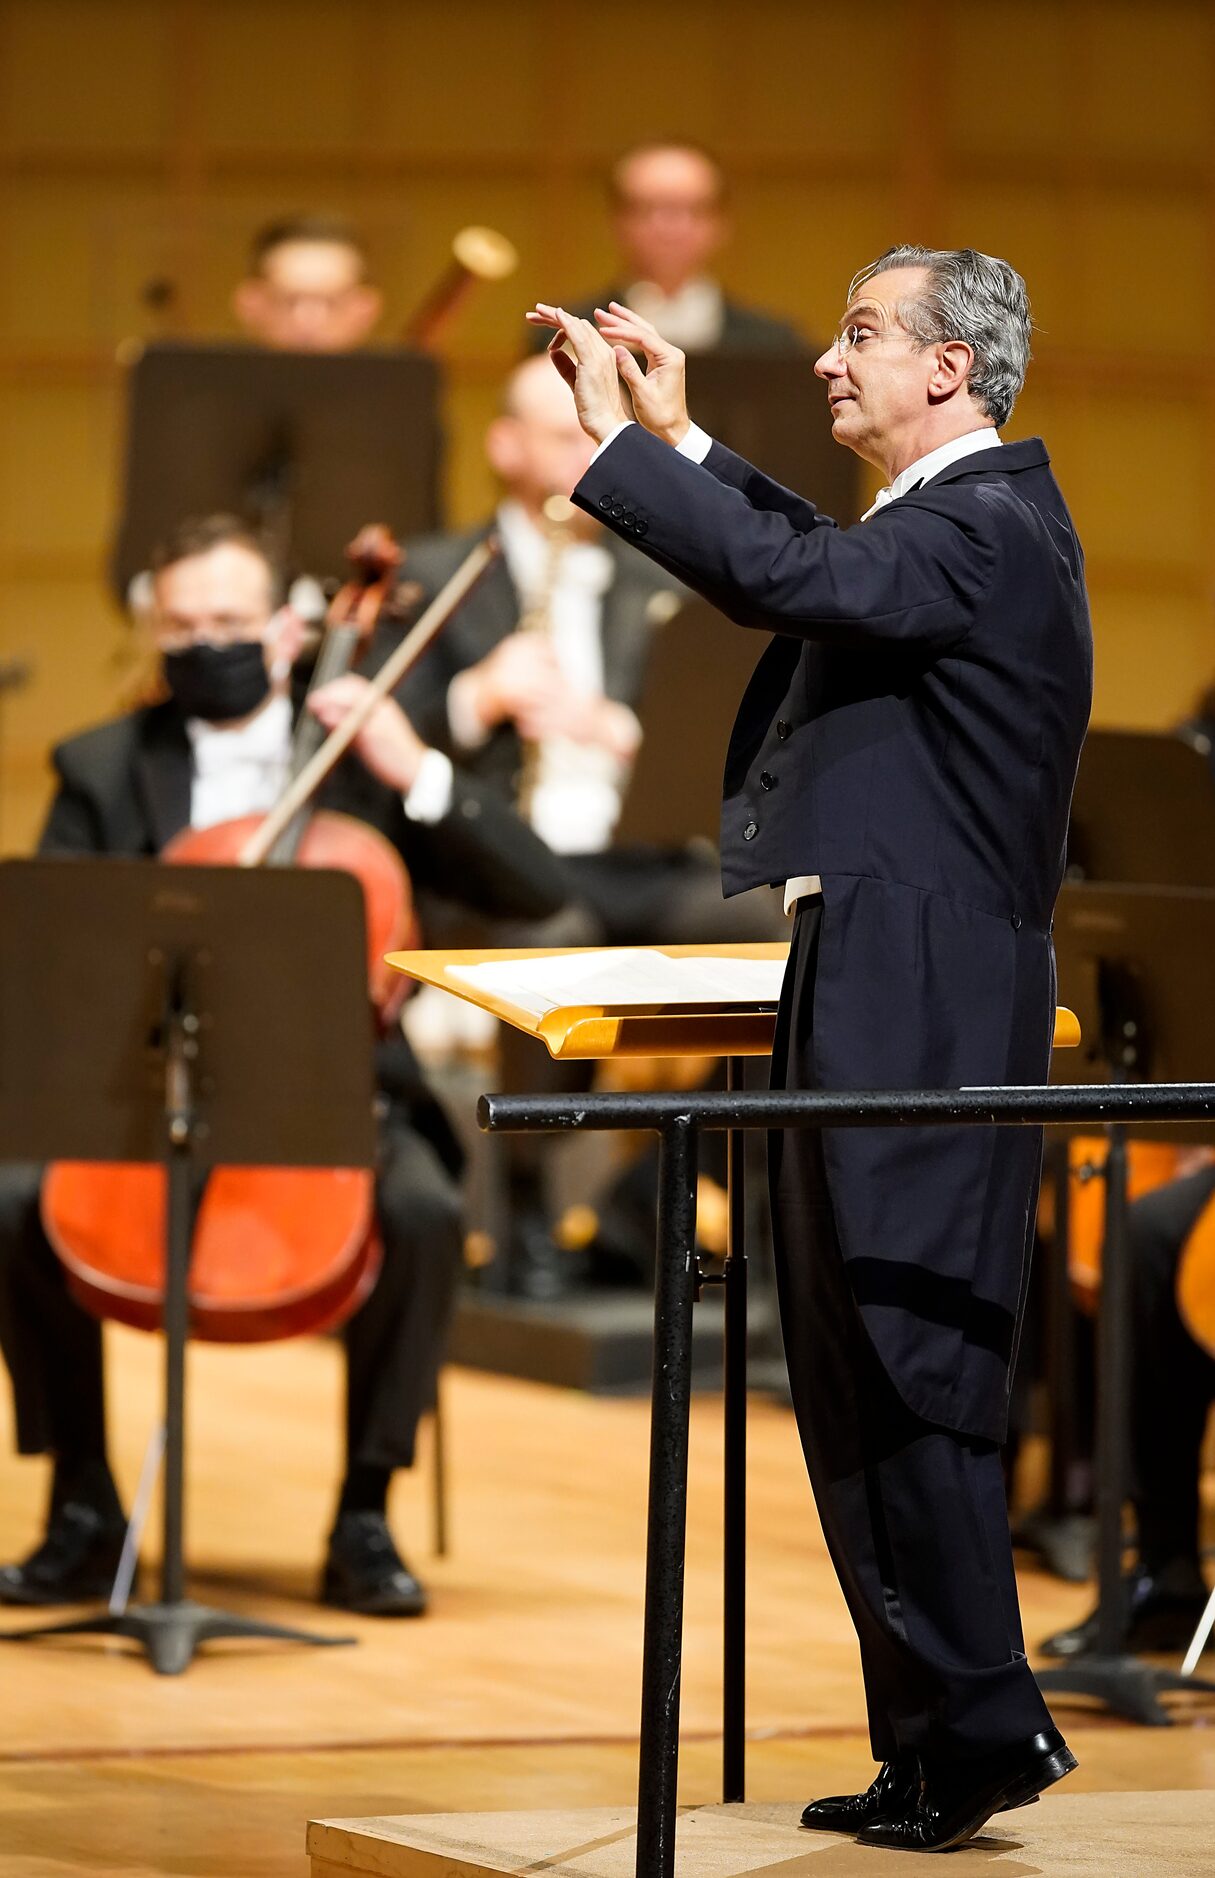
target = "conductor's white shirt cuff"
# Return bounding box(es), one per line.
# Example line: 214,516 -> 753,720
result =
676,422 -> 713,462
403,747 -> 455,824
589,419 -> 715,466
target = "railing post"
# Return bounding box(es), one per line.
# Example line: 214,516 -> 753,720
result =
722,1057 -> 747,1803
635,1116 -> 699,1878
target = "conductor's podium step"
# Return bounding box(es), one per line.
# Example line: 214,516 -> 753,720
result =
308,1791 -> 1215,1876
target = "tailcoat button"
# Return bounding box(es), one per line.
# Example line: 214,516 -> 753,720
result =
742,820 -> 758,841
759,771 -> 776,790
776,719 -> 792,740
599,494 -> 612,511
634,519 -> 648,536
1011,912 -> 1022,930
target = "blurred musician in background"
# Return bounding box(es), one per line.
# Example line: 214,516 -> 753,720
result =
0,515 -> 567,1615
529,140 -> 807,356
232,214 -> 384,353
400,353 -> 784,1297
402,353 -> 786,949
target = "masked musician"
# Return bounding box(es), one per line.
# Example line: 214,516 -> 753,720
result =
0,515 -> 567,1615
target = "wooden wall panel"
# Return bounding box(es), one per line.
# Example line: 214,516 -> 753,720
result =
0,0 -> 1212,852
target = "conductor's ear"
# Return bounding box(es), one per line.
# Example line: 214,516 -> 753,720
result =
932,339 -> 974,400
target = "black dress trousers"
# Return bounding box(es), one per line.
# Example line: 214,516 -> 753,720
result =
768,902 -> 1053,1764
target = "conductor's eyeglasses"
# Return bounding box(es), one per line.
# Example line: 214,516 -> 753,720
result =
833,324 -> 884,357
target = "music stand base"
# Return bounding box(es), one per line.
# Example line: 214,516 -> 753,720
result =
1,1598 -> 355,1676
1038,1654 -> 1215,1727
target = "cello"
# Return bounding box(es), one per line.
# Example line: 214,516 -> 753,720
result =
41,531 -> 496,1342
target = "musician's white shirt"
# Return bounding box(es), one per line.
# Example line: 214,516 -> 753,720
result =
186,693 -> 293,829
186,686 -> 453,829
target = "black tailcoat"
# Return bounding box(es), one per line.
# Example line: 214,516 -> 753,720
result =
576,429 -> 1093,1440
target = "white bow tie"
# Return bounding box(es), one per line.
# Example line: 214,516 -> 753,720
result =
861,476 -> 923,523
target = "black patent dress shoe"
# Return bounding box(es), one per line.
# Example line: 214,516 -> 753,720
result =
802,1758 -> 1038,1835
1039,1564 -> 1209,1659
321,1511 -> 427,1616
801,1756 -> 920,1832
856,1727 -> 1077,1853
0,1500 -> 126,1606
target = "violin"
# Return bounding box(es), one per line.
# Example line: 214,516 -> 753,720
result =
41,532 -> 497,1343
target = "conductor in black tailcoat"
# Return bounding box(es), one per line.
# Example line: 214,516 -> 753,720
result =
528,244 -> 1093,1851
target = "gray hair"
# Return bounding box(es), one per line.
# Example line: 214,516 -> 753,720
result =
847,245 -> 1032,429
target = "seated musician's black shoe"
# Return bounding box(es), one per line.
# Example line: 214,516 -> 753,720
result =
856,1727 -> 1077,1853
800,1756 -> 920,1833
1039,1563 -> 1209,1659
321,1511 -> 427,1617
0,1500 -> 126,1606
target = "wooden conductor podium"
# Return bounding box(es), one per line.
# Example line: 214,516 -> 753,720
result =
306,943 -> 1081,1878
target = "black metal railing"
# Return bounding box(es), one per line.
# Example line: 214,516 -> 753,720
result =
480,1079 -> 1215,1878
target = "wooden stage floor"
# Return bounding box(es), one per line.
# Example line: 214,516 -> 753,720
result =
0,1327 -> 1212,1876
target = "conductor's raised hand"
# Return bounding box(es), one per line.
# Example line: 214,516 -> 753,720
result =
525,304 -> 627,445
594,302 -> 690,447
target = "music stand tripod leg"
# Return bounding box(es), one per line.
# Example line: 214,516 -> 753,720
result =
634,1118 -> 699,1878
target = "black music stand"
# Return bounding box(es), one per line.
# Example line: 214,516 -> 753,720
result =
1043,881 -> 1215,1723
0,858 -> 376,1675
110,341 -> 443,601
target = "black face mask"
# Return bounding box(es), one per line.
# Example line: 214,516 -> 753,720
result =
163,641 -> 271,723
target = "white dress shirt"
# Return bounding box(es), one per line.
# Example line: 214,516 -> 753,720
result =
591,420 -> 1004,913
186,686 -> 454,830
186,693 -> 294,829
448,500 -> 635,856
621,277 -> 726,353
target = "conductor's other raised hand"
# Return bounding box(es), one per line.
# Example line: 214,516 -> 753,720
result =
525,304 -> 627,445
594,303 -> 690,448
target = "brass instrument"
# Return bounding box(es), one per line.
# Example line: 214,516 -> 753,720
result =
401,225 -> 519,349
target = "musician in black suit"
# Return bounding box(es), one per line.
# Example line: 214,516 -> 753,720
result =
527,141 -> 805,358
401,355 -> 785,950
0,515 -> 567,1616
530,244 -> 1093,1850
